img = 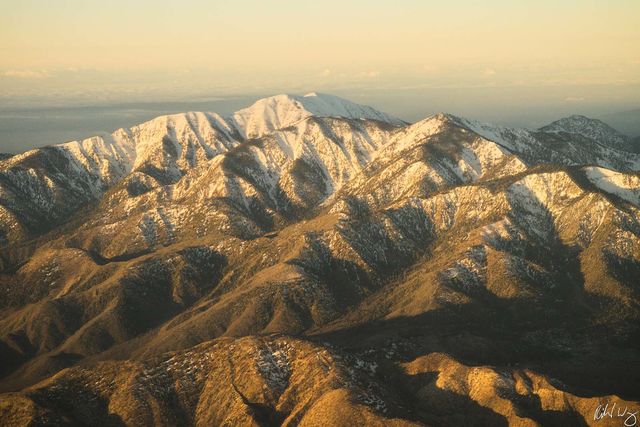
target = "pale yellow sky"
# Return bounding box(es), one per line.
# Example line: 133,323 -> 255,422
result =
0,0 -> 639,102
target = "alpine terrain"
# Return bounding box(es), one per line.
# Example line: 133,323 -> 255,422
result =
0,92 -> 639,426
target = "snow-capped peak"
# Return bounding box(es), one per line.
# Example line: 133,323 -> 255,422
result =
539,115 -> 633,152
231,92 -> 403,139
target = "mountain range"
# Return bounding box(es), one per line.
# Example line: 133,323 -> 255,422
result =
1,93 -> 639,426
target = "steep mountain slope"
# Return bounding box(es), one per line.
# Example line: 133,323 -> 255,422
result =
1,95 -> 639,425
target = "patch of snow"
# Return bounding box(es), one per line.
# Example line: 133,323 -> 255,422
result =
585,166 -> 640,206
255,342 -> 291,391
452,115 -> 535,153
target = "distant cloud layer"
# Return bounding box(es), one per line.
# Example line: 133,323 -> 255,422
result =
482,67 -> 497,76
2,70 -> 50,79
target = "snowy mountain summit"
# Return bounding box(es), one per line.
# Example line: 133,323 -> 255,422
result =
539,114 -> 635,152
231,92 -> 405,138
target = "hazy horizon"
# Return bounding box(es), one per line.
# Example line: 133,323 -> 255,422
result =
1,0 -> 639,152
1,87 -> 639,154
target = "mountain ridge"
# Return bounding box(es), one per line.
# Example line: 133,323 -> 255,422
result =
1,93 -> 639,426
